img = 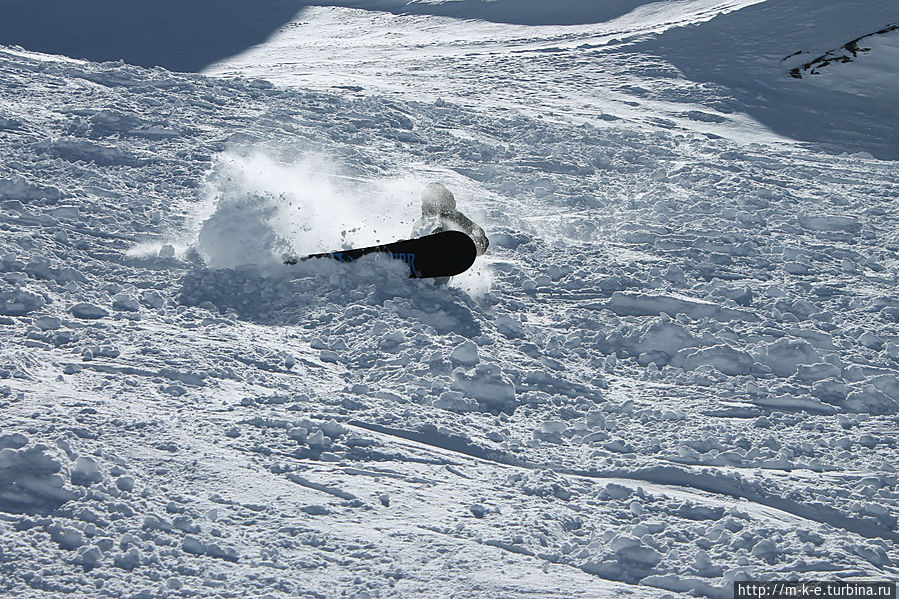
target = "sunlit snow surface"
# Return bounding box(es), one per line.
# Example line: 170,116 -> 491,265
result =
206,0 -> 899,157
208,0 -> 787,145
2,0 -> 899,597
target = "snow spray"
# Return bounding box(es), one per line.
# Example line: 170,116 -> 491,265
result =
195,149 -> 419,268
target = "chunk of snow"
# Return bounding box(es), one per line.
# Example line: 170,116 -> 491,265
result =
34,316 -> 61,330
0,444 -> 77,513
450,340 -> 480,366
674,345 -> 754,376
140,290 -> 166,309
433,390 -> 479,412
71,456 -> 103,486
0,289 -> 45,316
112,294 -> 140,312
631,317 -> 699,359
795,363 -> 841,382
797,214 -> 861,234
495,314 -> 526,338
70,303 -> 109,320
845,384 -> 899,415
755,337 -> 821,377
858,332 -> 884,350
451,364 -> 516,412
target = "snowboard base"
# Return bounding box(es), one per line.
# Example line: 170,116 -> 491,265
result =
285,230 -> 478,279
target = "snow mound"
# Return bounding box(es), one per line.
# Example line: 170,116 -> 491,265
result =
0,442 -> 78,515
0,287 -> 45,316
451,364 -> 517,413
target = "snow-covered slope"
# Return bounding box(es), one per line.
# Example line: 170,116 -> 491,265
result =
2,1 -> 899,597
635,0 -> 899,158
209,0 -> 899,158
310,0 -> 737,26
206,0 -> 779,143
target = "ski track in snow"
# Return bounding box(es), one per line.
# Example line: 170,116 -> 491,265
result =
2,1 -> 899,597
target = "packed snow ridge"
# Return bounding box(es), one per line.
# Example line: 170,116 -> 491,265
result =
2,0 -> 899,597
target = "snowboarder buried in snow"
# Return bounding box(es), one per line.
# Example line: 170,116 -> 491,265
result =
414,183 -> 489,256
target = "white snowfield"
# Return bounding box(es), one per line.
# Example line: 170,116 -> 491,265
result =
1,0 -> 898,597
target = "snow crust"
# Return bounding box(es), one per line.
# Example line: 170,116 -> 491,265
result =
1,0 -> 898,597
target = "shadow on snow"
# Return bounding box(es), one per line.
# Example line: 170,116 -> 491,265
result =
177,257 -> 482,338
0,0 -> 306,72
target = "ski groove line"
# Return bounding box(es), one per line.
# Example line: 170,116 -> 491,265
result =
578,465 -> 899,542
414,524 -> 670,599
347,420 -> 899,543
285,473 -> 357,501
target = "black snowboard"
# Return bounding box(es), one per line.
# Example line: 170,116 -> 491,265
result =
284,230 -> 477,278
